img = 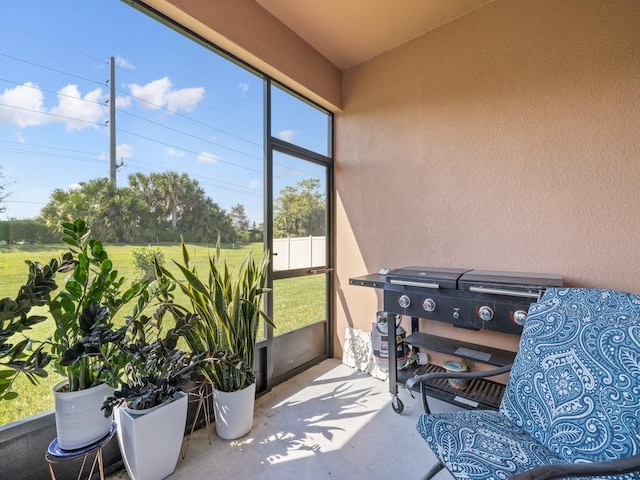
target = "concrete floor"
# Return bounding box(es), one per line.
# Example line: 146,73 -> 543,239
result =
107,359 -> 456,480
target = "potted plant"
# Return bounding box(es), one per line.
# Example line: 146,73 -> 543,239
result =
47,219 -> 153,450
159,238 -> 273,440
0,259 -> 57,401
102,296 -> 210,480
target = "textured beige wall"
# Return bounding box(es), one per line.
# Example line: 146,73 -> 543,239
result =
335,0 -> 640,358
144,0 -> 342,110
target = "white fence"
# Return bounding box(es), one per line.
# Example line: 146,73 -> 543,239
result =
273,236 -> 326,271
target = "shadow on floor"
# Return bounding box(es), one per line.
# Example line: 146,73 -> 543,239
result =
108,359 -> 454,480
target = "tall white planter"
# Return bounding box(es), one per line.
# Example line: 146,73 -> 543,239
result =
53,381 -> 114,450
114,391 -> 188,480
212,382 -> 256,440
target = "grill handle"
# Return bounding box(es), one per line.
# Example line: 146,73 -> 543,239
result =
469,286 -> 541,299
388,279 -> 440,289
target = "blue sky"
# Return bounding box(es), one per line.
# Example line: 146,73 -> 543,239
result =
0,0 -> 329,225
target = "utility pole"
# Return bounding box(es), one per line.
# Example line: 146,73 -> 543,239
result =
109,56 -> 117,185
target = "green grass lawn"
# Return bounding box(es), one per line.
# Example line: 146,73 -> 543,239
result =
0,242 -> 325,426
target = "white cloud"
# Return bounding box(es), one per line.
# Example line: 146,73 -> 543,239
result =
116,144 -> 133,160
166,87 -> 204,113
49,85 -> 106,131
116,95 -> 131,108
0,82 -> 48,127
127,77 -> 204,113
166,148 -> 185,157
115,56 -> 135,71
0,82 -> 106,131
15,131 -> 25,143
238,82 -> 249,97
98,144 -> 132,163
247,179 -> 262,191
278,129 -> 298,142
197,152 -> 220,164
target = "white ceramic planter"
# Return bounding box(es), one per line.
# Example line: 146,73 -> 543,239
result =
212,382 -> 256,440
114,391 -> 188,480
53,381 -> 114,450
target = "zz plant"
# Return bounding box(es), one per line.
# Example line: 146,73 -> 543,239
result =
101,298 -> 206,416
49,219 -> 151,392
0,259 -> 57,401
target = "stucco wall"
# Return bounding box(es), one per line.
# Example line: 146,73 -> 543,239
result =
335,0 -> 640,357
144,0 -> 342,111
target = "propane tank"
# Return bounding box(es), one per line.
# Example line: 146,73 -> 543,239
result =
371,312 -> 408,370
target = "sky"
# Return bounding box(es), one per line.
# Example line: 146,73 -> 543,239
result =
0,0 -> 330,225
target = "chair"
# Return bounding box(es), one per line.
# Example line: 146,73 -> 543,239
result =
406,287 -> 640,479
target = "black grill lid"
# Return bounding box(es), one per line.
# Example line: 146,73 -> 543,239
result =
458,270 -> 563,293
386,266 -> 471,290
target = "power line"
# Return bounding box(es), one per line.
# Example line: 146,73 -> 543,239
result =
1,45 -> 324,195
116,87 -> 262,148
0,21 -> 108,66
0,78 -> 106,107
0,52 -> 106,88
0,102 -> 105,128
116,128 -> 262,173
124,159 -> 261,197
0,139 -> 103,158
0,56 -> 319,180
117,109 -> 262,160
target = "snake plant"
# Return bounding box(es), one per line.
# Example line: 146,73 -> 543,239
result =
158,239 -> 273,392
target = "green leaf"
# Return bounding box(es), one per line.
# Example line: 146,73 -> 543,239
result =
65,281 -> 83,299
3,391 -> 18,401
101,259 -> 113,274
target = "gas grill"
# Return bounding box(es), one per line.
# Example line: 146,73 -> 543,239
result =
384,267 -> 563,335
350,266 -> 563,413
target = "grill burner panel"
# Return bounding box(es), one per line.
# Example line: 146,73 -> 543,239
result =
383,267 -> 563,334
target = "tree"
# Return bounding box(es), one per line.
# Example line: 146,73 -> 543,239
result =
141,171 -> 203,230
39,178 -> 145,242
273,178 -> 325,237
230,203 -> 250,242
129,171 -> 233,242
230,204 -> 249,232
0,167 -> 8,214
39,172 -> 235,243
179,197 -> 235,243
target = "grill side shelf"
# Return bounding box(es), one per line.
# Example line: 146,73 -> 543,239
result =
402,332 -> 516,367
348,274 -> 386,289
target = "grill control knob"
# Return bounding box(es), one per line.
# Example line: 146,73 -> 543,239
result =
398,295 -> 411,309
422,298 -> 436,312
513,310 -> 528,326
478,306 -> 494,321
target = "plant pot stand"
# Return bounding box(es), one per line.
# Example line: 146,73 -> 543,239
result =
182,381 -> 213,459
45,422 -> 117,480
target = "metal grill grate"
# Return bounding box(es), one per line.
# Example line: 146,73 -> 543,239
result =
415,363 -> 506,410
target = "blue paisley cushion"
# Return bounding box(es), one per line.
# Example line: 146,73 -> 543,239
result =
417,410 -> 565,479
416,288 -> 640,479
500,288 -> 640,465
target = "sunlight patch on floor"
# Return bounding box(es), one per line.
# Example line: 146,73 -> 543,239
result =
253,364 -> 390,465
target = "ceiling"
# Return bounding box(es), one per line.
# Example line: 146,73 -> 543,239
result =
255,0 -> 494,71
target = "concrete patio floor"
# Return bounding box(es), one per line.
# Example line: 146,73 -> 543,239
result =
107,358 -> 456,480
